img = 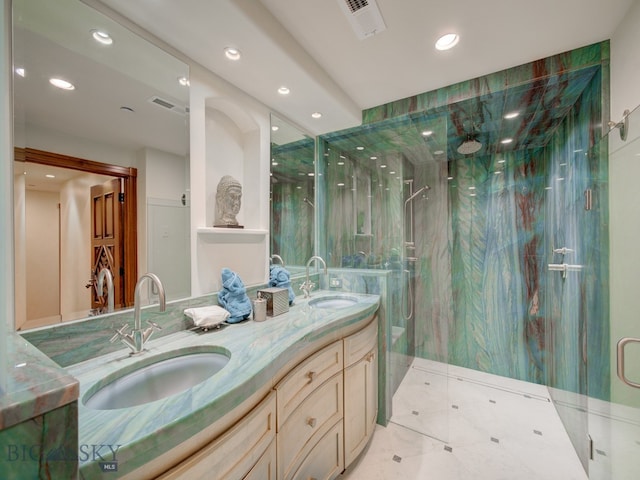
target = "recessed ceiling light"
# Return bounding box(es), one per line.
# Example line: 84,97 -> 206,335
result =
271,125 -> 279,131
501,138 -> 513,144
311,112 -> 322,119
45,174 -> 55,179
422,130 -> 433,136
178,76 -> 190,87
224,47 -> 241,61
435,33 -> 459,51
15,67 -> 25,77
278,86 -> 290,95
91,30 -> 113,45
504,111 -> 519,119
49,78 -> 75,90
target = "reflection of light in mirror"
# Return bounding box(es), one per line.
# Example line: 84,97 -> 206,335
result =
504,111 -> 519,119
356,146 -> 364,150
49,78 -> 75,90
370,156 -> 377,160
308,173 -> 314,176
15,67 -> 25,77
337,161 -> 345,165
469,186 -> 476,190
497,159 -> 506,163
434,150 -> 444,155
389,171 -> 396,174
380,164 -> 387,168
501,138 -> 513,144
448,176 -> 454,180
422,130 -> 433,136
337,183 -> 345,186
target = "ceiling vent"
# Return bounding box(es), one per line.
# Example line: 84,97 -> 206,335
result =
147,95 -> 187,115
336,0 -> 386,40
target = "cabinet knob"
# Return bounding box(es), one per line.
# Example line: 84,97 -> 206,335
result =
366,352 -> 375,362
307,417 -> 317,428
306,371 -> 317,382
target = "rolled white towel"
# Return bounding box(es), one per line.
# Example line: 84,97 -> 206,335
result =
184,305 -> 230,328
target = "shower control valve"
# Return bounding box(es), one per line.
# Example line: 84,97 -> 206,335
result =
553,247 -> 574,256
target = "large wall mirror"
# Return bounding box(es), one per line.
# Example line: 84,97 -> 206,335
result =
13,0 -> 190,330
269,115 -> 315,274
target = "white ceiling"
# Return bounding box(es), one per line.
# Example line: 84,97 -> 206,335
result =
95,0 -> 634,137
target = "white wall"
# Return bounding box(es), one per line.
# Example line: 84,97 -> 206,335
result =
25,190 -> 60,322
611,0 -> 640,119
189,63 -> 271,295
1,0 -> 12,342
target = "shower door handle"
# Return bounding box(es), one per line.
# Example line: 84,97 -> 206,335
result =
617,337 -> 640,388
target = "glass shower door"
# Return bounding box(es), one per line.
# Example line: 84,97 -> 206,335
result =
589,105 -> 640,480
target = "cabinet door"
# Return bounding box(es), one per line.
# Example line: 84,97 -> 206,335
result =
344,348 -> 377,467
159,391 -> 276,480
289,420 -> 344,480
243,438 -> 276,480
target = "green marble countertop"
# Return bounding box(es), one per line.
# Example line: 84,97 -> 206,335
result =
0,332 -> 79,430
67,291 -> 380,479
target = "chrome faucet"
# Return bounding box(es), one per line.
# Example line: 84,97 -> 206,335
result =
96,268 -> 114,313
270,254 -> 285,267
110,273 -> 166,355
301,255 -> 327,298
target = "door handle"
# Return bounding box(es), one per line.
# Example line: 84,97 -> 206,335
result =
617,337 -> 640,388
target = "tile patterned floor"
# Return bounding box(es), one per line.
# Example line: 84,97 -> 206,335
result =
341,358 -> 588,480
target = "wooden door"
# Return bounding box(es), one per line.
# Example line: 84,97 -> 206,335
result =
90,178 -> 124,311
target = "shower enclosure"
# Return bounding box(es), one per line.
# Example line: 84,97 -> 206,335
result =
316,42 -> 639,478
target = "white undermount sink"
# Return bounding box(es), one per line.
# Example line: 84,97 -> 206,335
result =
83,347 -> 230,410
309,294 -> 359,309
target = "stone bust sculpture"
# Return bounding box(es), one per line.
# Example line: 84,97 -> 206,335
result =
214,175 -> 243,227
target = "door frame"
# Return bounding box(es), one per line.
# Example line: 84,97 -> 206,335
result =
15,147 -> 138,308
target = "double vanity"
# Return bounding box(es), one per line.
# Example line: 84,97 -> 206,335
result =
13,290 -> 380,479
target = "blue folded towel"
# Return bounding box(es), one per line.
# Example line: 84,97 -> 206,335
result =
269,265 -> 295,305
218,268 -> 252,323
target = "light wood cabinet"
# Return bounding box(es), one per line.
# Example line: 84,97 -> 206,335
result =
343,319 -> 378,466
158,391 -> 276,480
160,317 -> 377,480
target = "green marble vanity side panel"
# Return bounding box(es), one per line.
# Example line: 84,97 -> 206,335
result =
20,275 -> 313,368
0,332 -> 78,430
363,42 -> 608,124
0,402 -> 78,479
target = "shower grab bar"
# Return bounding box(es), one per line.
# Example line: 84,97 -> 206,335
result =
617,337 -> 640,388
553,247 -> 574,255
548,263 -> 583,279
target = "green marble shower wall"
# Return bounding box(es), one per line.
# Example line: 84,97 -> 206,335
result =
315,42 -> 610,399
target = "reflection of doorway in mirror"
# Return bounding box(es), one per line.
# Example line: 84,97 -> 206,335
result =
15,149 -> 138,330
88,179 -> 125,313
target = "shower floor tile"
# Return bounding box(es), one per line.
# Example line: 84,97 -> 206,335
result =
341,358 -> 588,480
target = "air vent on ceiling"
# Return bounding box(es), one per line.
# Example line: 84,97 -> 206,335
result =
337,0 -> 386,40
147,95 -> 187,115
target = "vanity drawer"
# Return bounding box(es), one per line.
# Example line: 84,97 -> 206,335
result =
275,340 -> 343,429
344,317 -> 378,367
278,373 -> 344,480
288,419 -> 344,480
243,438 -> 276,480
159,391 -> 276,480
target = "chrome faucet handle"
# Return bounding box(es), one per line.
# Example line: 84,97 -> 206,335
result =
146,319 -> 162,331
110,324 -> 130,343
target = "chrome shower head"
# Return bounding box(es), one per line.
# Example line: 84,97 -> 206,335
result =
457,135 -> 482,155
